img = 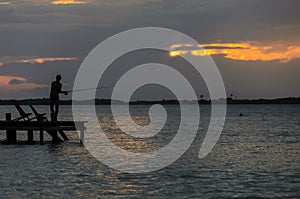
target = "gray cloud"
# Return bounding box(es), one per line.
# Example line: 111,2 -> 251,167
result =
9,78 -> 27,85
0,0 -> 299,99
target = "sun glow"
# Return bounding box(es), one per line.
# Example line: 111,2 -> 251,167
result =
51,0 -> 86,5
169,42 -> 300,63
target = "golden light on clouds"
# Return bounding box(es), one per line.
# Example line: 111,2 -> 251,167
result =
169,42 -> 300,63
17,57 -> 77,64
0,56 -> 78,67
169,51 -> 188,57
0,2 -> 11,5
51,0 -> 86,5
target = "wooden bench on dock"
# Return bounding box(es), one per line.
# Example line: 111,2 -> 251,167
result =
0,117 -> 86,144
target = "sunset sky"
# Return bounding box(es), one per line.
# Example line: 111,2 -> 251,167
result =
0,0 -> 299,99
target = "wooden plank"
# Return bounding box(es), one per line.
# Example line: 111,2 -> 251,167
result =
0,119 -> 86,144
40,130 -> 43,145
45,129 -> 63,143
80,129 -> 84,144
59,130 -> 69,141
28,130 -> 33,143
1,127 -> 78,131
0,121 -> 86,127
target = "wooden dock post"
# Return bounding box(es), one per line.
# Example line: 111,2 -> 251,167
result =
6,113 -> 16,144
28,130 -> 33,143
80,128 -> 84,144
0,120 -> 86,144
40,130 -> 44,145
50,113 -> 59,142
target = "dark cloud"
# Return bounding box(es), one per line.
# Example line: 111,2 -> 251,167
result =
0,0 -> 299,99
9,78 -> 27,85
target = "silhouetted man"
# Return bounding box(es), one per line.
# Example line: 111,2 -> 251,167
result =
50,75 -> 67,121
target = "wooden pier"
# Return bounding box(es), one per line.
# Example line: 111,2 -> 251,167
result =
0,113 -> 86,144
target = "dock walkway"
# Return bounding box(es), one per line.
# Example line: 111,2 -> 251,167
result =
0,120 -> 86,144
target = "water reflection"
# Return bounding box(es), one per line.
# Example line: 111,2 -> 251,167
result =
0,105 -> 299,198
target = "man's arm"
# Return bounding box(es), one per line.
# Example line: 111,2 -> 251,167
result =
58,83 -> 68,95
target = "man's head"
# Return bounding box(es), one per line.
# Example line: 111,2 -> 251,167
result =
56,74 -> 62,82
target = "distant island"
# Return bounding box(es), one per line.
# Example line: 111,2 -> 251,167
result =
0,97 -> 300,105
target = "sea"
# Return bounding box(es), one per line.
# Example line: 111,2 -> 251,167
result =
0,104 -> 299,198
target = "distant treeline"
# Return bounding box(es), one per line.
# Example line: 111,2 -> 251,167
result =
0,97 -> 300,105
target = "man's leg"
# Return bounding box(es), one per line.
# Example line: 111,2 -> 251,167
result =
50,101 -> 55,121
51,101 -> 60,142
54,103 -> 59,121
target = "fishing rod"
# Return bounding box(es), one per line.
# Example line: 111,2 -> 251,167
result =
65,86 -> 114,93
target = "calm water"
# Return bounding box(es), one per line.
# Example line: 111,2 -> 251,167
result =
0,105 -> 299,198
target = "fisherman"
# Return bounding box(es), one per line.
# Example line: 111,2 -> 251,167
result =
50,75 -> 68,121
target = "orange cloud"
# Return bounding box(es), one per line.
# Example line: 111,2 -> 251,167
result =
17,57 -> 77,64
169,42 -> 300,63
51,0 -> 86,5
0,56 -> 77,66
0,2 -> 11,5
0,76 -> 25,86
0,75 -> 47,90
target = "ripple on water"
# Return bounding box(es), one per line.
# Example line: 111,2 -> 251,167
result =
0,105 -> 299,198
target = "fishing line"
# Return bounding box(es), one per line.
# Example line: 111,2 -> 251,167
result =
66,86 -> 114,93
